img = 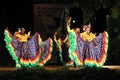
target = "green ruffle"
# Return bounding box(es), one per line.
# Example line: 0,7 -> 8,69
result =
4,30 -> 19,68
68,30 -> 79,66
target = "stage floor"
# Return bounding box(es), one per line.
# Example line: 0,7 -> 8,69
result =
0,65 -> 120,71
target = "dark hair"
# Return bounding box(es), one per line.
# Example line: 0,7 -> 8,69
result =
86,21 -> 91,25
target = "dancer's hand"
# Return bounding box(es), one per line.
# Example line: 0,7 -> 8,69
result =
5,27 -> 8,30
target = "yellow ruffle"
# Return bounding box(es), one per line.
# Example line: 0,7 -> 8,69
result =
80,32 -> 96,42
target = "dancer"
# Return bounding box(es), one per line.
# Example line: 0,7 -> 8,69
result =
67,20 -> 108,67
54,31 -> 73,66
4,27 -> 53,68
53,14 -> 75,66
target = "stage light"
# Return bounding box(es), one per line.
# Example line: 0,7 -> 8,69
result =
72,20 -> 75,23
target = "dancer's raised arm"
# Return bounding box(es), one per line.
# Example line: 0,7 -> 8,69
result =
54,32 -> 59,48
65,17 -> 72,33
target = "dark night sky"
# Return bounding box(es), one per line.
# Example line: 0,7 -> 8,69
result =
0,0 -> 33,32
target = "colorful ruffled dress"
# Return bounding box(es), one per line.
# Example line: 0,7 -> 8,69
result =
4,29 -> 53,68
67,26 -> 108,67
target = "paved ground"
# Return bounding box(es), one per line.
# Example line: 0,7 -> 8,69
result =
0,65 -> 120,71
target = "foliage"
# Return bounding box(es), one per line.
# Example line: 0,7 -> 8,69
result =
33,0 -> 116,24
106,4 -> 120,64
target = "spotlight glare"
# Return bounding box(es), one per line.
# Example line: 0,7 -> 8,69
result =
73,20 -> 75,23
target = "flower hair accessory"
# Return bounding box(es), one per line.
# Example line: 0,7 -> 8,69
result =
83,25 -> 87,31
18,27 -> 22,32
83,23 -> 91,31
